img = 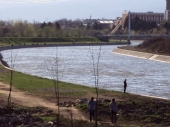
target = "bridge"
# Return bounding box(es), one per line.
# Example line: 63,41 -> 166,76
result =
101,11 -> 170,43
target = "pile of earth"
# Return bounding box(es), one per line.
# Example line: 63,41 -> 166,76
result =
137,37 -> 170,55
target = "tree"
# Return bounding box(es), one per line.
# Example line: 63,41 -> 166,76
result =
56,29 -> 63,37
6,49 -> 18,107
87,23 -> 91,29
47,22 -> 53,27
45,46 -> 65,127
6,20 -> 16,37
88,45 -> 102,127
77,28 -> 83,37
2,27 -> 10,37
40,22 -> 47,29
150,21 -> 157,29
14,20 -> 24,37
24,23 -> 37,37
93,21 -> 99,30
55,21 -> 61,30
42,26 -> 54,37
163,21 -> 170,32
124,16 -> 157,31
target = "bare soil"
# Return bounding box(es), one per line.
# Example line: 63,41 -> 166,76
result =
1,82 -> 170,127
0,82 -> 87,121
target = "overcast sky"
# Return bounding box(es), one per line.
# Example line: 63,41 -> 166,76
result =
0,0 -> 166,22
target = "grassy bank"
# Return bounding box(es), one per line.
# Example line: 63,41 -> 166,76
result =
0,37 -> 101,46
0,37 -> 130,47
0,65 -> 126,99
0,64 -> 170,126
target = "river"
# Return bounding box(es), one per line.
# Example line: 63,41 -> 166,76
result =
1,42 -> 170,99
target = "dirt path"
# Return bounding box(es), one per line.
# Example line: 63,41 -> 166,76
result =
0,82 -> 87,121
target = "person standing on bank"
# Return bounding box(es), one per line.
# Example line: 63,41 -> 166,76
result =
88,97 -> 96,121
109,98 -> 118,124
124,79 -> 127,93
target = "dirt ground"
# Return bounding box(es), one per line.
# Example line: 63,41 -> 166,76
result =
0,82 -> 124,120
0,82 -> 88,121
1,82 -> 170,127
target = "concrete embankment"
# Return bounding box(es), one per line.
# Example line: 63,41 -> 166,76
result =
112,48 -> 170,63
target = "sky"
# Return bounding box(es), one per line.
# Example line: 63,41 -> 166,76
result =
0,0 -> 166,23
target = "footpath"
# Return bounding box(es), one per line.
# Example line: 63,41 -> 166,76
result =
112,48 -> 170,63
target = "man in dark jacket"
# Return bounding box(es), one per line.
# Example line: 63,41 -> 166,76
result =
124,79 -> 127,93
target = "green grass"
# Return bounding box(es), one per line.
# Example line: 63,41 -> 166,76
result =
0,69 -> 85,97
40,116 -> 56,122
0,37 -> 101,46
76,104 -> 87,111
0,37 -> 130,47
0,65 -> 119,98
109,39 -> 127,43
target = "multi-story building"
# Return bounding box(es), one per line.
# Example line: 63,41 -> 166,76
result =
122,11 -> 164,24
122,0 -> 170,23
165,0 -> 170,21
130,12 -> 164,24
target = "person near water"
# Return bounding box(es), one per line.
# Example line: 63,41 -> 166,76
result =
124,79 -> 127,93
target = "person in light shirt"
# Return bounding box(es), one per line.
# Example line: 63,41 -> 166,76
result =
88,97 -> 96,121
109,98 -> 118,124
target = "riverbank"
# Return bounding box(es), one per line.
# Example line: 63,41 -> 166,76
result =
112,47 -> 170,64
0,64 -> 170,126
0,37 -> 130,46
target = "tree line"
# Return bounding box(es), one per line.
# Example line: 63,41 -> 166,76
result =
124,16 -> 157,31
0,19 -> 102,38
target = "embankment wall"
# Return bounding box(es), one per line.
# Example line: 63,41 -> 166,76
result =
112,48 -> 170,63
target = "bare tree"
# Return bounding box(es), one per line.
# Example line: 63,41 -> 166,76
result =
5,48 -> 18,107
88,44 -> 102,127
45,45 -> 65,127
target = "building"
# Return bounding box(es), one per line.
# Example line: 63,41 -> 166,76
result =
97,20 -> 114,24
166,0 -> 170,10
122,11 -> 164,24
130,12 -> 164,24
165,0 -> 170,21
82,18 -> 114,28
122,1 -> 170,23
164,10 -> 170,21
